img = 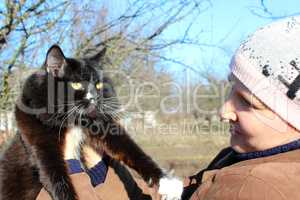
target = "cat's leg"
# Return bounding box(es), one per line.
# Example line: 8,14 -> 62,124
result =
0,135 -> 42,200
15,108 -> 78,200
32,141 -> 78,200
87,119 -> 163,185
87,119 -> 183,199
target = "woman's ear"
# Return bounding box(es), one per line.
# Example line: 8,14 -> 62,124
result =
45,44 -> 66,78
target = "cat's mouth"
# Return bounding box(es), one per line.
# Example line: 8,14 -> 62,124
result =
86,104 -> 97,119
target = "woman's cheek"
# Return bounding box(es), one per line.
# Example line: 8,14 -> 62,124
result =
238,114 -> 259,137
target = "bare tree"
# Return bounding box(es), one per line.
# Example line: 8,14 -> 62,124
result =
0,0 -> 211,79
249,0 -> 300,20
0,0 -> 69,73
54,0 -> 212,113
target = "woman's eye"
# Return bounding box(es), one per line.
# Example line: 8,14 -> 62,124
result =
70,82 -> 83,90
244,100 -> 253,107
96,82 -> 103,90
238,95 -> 251,107
241,96 -> 260,109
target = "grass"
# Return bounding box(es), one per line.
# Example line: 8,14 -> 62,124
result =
130,122 -> 230,177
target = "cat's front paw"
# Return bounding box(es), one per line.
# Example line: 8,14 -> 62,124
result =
158,176 -> 183,200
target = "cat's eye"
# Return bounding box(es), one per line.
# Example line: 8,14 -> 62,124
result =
70,82 -> 83,90
96,82 -> 103,90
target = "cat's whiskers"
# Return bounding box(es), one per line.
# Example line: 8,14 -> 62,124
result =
102,100 -> 120,106
52,102 -> 76,108
76,105 -> 86,126
110,108 -> 130,120
58,106 -> 79,139
100,103 -> 128,120
99,107 -> 110,121
58,104 -> 82,139
46,106 -> 67,122
95,103 -> 110,121
58,106 -> 78,127
96,97 -> 120,107
78,107 -> 83,123
45,101 -> 82,123
102,104 -> 119,108
110,111 -> 127,121
52,106 -> 76,122
96,96 -> 119,102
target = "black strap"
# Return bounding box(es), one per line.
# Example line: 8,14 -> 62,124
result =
181,147 -> 237,200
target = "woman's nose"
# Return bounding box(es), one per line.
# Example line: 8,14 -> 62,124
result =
219,99 -> 237,122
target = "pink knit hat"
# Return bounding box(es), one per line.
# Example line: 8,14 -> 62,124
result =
230,16 -> 300,131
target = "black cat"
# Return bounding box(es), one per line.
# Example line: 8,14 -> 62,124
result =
0,45 -> 178,200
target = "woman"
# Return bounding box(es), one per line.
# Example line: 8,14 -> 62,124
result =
183,15 -> 300,200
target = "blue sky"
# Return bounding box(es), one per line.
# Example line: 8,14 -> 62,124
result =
2,0 -> 299,82
162,0 -> 300,81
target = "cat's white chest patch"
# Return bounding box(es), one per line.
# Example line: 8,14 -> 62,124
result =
64,126 -> 86,160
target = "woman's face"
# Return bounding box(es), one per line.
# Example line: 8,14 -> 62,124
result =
219,74 -> 300,153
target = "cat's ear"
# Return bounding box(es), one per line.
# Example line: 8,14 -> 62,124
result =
89,47 -> 106,63
45,45 -> 66,78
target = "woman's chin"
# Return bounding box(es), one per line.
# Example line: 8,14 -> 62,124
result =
230,135 -> 249,153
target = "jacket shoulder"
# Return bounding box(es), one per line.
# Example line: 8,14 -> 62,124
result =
191,161 -> 300,200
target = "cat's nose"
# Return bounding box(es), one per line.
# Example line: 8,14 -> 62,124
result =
86,92 -> 92,99
86,92 -> 96,103
90,98 -> 96,104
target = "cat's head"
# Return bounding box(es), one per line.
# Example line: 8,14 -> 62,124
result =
35,45 -> 119,127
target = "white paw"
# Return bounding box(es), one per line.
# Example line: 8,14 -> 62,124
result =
158,176 -> 183,200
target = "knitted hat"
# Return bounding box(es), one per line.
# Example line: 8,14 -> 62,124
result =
230,16 -> 300,131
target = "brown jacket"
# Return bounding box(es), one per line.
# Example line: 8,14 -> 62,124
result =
185,147 -> 300,200
36,159 -> 160,200
37,147 -> 300,200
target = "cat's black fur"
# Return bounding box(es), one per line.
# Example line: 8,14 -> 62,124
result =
0,45 -> 164,200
